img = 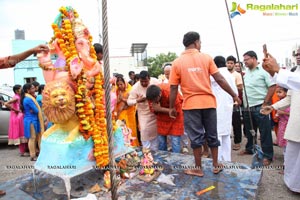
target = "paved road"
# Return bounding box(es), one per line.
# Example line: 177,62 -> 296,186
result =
0,132 -> 299,199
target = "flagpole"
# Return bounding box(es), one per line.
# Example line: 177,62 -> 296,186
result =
224,0 -> 256,144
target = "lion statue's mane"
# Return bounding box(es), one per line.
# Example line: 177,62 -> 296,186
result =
43,80 -> 76,124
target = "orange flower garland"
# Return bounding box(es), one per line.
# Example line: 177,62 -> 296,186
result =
49,6 -> 112,168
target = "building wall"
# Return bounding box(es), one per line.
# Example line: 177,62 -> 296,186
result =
12,40 -> 47,85
109,56 -> 148,80
110,56 -> 136,78
14,59 -> 45,85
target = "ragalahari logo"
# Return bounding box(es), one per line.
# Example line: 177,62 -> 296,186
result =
230,2 -> 246,18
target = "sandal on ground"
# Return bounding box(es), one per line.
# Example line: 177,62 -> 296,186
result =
278,170 -> 284,174
30,157 -> 37,161
20,153 -> 30,157
213,164 -> 224,174
182,146 -> 189,154
184,169 -> 204,177
289,190 -> 300,195
263,158 -> 272,166
202,152 -> 210,158
0,190 -> 6,196
238,150 -> 253,156
232,143 -> 241,151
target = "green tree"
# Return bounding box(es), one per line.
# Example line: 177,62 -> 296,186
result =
147,52 -> 177,78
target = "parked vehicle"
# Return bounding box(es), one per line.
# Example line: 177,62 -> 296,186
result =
0,90 -> 13,143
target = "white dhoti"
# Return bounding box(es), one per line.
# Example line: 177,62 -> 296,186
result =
138,111 -> 158,151
142,137 -> 159,151
218,135 -> 231,161
284,140 -> 300,193
211,67 -> 236,162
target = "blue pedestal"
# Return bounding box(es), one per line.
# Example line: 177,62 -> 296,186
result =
35,131 -> 95,177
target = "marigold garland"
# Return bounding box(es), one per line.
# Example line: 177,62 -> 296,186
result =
49,6 -> 114,168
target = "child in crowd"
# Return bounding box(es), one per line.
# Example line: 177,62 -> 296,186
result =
271,91 -> 280,145
36,84 -> 44,108
275,86 -> 289,151
4,84 -> 28,156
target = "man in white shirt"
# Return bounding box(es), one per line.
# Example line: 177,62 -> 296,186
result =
226,55 -> 243,151
263,51 -> 300,91
212,56 -> 238,161
261,52 -> 300,193
127,70 -> 160,150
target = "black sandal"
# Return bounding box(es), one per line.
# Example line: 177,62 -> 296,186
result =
20,153 -> 30,157
30,157 -> 37,161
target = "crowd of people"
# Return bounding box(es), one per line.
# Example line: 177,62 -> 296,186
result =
1,31 -> 300,197
0,45 -> 48,196
4,81 -> 46,161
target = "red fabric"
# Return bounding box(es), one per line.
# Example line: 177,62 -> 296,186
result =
19,143 -> 27,154
149,83 -> 184,136
271,92 -> 280,123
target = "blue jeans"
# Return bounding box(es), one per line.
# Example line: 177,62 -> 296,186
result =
243,104 -> 274,160
158,135 -> 181,153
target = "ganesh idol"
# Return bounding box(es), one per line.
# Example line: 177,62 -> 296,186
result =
37,6 -> 101,89
35,7 -> 111,169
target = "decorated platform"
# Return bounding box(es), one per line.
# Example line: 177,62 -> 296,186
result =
34,126 -> 134,177
111,151 -> 262,199
0,150 -> 262,200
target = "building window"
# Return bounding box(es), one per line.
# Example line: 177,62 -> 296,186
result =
24,77 -> 36,83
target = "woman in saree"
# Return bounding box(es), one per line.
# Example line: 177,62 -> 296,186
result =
115,76 -> 140,147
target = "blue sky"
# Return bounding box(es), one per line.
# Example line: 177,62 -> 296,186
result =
0,0 -> 300,85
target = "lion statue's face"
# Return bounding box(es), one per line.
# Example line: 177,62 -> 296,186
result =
43,81 -> 76,124
50,88 -> 69,109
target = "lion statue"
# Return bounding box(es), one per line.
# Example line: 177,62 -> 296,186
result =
42,80 -> 80,142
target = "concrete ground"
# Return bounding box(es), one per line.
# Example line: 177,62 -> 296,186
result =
0,131 -> 300,199
231,132 -> 299,200
202,131 -> 300,200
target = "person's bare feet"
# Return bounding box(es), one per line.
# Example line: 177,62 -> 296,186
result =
238,150 -> 253,156
0,190 -> 6,196
213,163 -> 224,174
184,169 -> 204,177
263,158 -> 272,166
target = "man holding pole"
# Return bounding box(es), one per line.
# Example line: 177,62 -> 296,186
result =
239,51 -> 276,166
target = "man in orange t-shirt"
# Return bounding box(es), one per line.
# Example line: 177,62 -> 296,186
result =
146,83 -> 183,153
169,31 -> 241,177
